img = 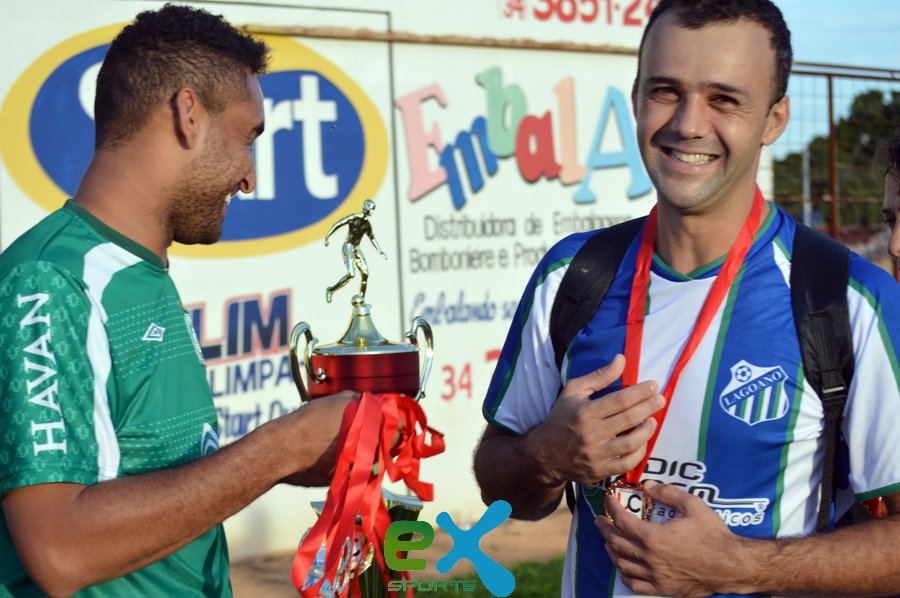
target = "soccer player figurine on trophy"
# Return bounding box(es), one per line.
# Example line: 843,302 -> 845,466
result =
290,200 -> 441,598
324,199 -> 387,304
290,199 -> 432,403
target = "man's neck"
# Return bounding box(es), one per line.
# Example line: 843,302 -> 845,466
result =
72,148 -> 172,265
653,198 -> 768,275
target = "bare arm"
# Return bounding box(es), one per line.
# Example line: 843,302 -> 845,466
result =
474,355 -> 664,521
2,391 -> 354,597
740,492 -> 900,596
473,425 -> 566,520
599,482 -> 900,596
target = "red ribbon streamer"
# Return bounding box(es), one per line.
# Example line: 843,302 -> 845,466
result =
622,189 -> 765,485
292,392 -> 445,597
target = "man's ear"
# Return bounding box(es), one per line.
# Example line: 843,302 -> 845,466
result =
762,95 -> 790,146
171,87 -> 206,150
631,80 -> 639,119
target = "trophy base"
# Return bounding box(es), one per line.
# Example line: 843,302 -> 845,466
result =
308,351 -> 420,398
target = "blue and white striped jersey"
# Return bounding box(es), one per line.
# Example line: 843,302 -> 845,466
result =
483,203 -> 900,597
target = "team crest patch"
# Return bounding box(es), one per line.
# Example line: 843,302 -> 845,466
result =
720,360 -> 790,425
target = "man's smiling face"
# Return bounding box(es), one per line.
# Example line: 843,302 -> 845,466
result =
633,13 -> 789,215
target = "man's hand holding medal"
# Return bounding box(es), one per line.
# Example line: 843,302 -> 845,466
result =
597,480 -> 748,597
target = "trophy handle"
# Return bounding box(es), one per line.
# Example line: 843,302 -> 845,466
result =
405,316 -> 433,402
289,322 -> 325,403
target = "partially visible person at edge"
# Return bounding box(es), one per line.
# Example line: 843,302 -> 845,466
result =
0,5 -> 356,596
474,0 -> 900,596
882,127 -> 900,262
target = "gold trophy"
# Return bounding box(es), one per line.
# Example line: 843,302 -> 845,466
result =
290,199 -> 433,403
291,200 -> 433,597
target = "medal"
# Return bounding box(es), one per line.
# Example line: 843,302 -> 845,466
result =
605,479 -> 654,521
605,189 -> 765,522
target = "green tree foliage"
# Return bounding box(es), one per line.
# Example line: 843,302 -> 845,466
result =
774,89 -> 900,226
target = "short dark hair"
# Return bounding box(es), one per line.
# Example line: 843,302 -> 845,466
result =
636,0 -> 793,107
888,127 -> 900,178
94,3 -> 269,149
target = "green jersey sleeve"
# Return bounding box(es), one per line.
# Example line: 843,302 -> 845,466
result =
0,261 -> 102,496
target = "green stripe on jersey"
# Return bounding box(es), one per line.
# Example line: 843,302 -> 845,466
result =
698,265 -> 748,461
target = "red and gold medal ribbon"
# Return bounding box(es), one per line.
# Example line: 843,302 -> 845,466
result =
621,189 -> 765,485
291,391 -> 445,597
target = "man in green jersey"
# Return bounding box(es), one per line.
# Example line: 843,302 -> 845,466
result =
0,5 -> 355,596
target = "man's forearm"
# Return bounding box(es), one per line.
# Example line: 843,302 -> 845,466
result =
727,514 -> 900,596
4,395 -> 348,597
473,426 -> 567,521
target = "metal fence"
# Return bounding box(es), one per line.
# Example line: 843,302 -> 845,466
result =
773,62 -> 900,249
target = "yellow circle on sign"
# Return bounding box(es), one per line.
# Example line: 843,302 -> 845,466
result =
0,25 -> 388,259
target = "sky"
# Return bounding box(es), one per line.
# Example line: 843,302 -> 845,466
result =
766,1 -> 899,159
778,0 -> 900,69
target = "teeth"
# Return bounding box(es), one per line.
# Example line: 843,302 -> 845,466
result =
670,149 -> 716,164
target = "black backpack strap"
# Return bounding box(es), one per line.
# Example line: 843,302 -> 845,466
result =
790,223 -> 854,531
549,217 -> 645,513
550,217 -> 646,371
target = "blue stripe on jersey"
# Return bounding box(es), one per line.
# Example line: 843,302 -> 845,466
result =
574,493 -> 613,596
698,265 -> 746,463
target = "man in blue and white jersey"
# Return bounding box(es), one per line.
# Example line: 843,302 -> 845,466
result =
474,0 -> 900,596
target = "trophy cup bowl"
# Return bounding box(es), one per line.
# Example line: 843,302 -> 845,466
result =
289,295 -> 433,403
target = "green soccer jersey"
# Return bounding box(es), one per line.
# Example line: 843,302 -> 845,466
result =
0,202 -> 231,597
